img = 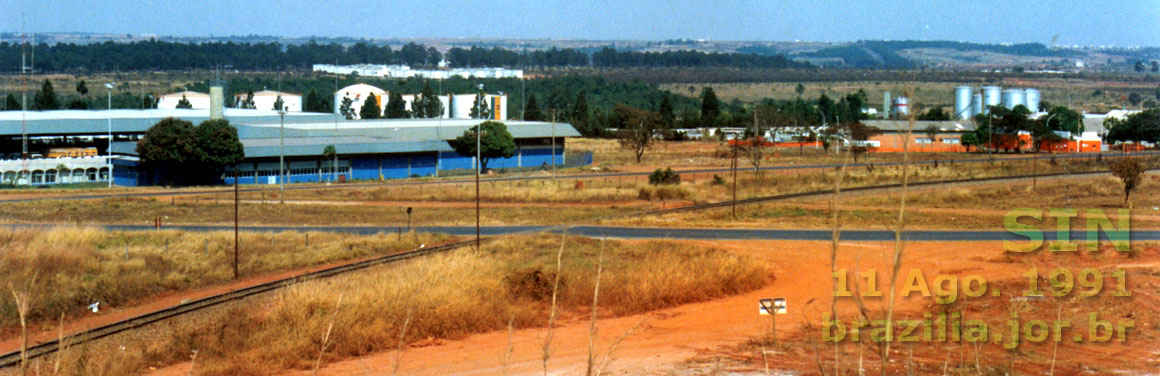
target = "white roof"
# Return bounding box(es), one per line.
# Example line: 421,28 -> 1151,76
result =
0,108 -> 323,121
336,84 -> 386,95
160,91 -> 209,98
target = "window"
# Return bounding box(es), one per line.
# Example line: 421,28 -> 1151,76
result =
942,138 -> 959,144
915,138 -> 933,144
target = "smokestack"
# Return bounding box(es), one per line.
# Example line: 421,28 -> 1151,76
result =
209,81 -> 224,120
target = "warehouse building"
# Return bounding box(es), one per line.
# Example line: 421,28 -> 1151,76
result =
156,91 -> 211,109
334,83 -> 508,120
234,90 -> 302,112
0,108 -> 581,186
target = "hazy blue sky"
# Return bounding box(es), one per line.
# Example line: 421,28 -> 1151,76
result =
3,0 -> 1158,46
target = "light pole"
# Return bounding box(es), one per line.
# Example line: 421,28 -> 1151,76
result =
105,82 -> 115,187
278,108 -> 287,192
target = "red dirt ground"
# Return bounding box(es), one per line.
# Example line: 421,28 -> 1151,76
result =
141,238 -> 1160,376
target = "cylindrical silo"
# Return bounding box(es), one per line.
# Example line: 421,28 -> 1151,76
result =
1024,88 -> 1041,112
954,86 -> 973,120
982,86 -> 1001,113
892,97 -> 909,117
882,91 -> 891,119
1001,89 -> 1025,110
971,93 -> 983,117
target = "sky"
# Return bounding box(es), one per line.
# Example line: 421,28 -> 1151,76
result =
3,0 -> 1158,47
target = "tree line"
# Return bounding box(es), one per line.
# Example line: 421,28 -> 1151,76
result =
0,40 -> 803,72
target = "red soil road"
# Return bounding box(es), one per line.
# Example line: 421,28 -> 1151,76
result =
148,239 -> 1047,376
0,242 -> 460,355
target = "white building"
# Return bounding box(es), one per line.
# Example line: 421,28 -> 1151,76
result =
333,84 -> 387,119
157,91 -> 210,110
235,90 -> 302,112
313,64 -> 523,80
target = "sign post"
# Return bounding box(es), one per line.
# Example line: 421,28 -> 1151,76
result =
759,298 -> 787,345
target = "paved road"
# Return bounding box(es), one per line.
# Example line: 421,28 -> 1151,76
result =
1,151 -> 1147,203
1,223 -> 1140,242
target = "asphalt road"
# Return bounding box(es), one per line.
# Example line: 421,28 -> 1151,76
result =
0,223 -> 1142,242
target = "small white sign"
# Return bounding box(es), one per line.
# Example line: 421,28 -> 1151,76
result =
759,298 -> 786,315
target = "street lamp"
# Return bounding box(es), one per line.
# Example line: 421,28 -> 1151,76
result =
278,108 -> 287,191
105,82 -> 115,187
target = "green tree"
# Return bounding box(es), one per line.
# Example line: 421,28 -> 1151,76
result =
33,79 -> 59,110
918,107 -> 950,121
385,92 -> 408,119
658,93 -> 674,128
1135,61 -> 1146,72
452,121 -> 516,171
176,95 -> 193,109
273,95 -> 284,111
1044,106 -> 1082,134
339,96 -> 355,119
469,93 -> 491,119
192,119 -> 245,183
241,90 -> 256,109
523,94 -> 544,121
700,87 -> 720,126
412,81 -> 444,119
571,90 -> 589,124
136,118 -> 197,185
76,80 -> 89,97
303,89 -> 323,112
322,145 -> 338,181
1129,93 -> 1142,106
795,84 -> 805,95
359,93 -> 381,119
1153,61 -> 1159,73
960,132 -> 979,152
4,94 -> 20,111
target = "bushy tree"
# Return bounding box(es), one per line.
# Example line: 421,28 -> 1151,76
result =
658,93 -> 674,128
1109,157 -> 1144,208
176,95 -> 193,109
273,95 -> 284,111
523,94 -> 544,121
918,107 -> 950,121
413,81 -> 444,118
303,89 -> 325,113
385,92 -> 408,119
3,94 -> 19,111
359,93 -> 381,119
452,121 -> 516,171
33,79 -> 58,110
960,132 -> 979,152
137,118 -> 245,185
571,90 -> 589,124
1106,108 -> 1160,145
240,90 -> 256,109
339,96 -> 355,119
76,80 -> 89,97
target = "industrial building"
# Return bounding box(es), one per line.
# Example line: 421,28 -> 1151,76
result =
156,91 -> 211,109
333,83 -> 508,120
0,106 -> 581,186
234,90 -> 302,112
313,64 -> 523,80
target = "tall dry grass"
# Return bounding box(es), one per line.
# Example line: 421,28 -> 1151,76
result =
47,235 -> 768,376
0,228 -> 451,329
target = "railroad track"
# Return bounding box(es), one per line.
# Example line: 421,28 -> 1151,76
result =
0,162 -> 1149,367
0,239 -> 482,369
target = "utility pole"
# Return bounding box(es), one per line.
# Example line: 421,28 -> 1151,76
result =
731,140 -> 738,217
475,83 -> 484,251
234,172 -> 239,280
106,83 -> 115,187
551,113 -> 557,179
278,108 -> 287,193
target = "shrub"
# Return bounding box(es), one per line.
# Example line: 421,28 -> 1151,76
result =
638,185 -> 690,201
711,174 -> 726,185
648,167 -> 681,185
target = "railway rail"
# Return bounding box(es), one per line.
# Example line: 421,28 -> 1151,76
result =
0,159 -> 1152,368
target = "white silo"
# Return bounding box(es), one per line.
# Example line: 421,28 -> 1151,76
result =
1001,89 -> 1025,110
892,97 -> 910,118
982,86 -> 1001,113
1024,88 -> 1041,112
954,86 -> 973,119
971,93 -> 983,117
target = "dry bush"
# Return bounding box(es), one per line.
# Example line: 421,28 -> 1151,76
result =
0,228 -> 451,328
64,235 -> 767,375
637,185 -> 691,201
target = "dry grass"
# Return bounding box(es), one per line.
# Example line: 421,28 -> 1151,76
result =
41,235 -> 768,376
0,228 -> 452,329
